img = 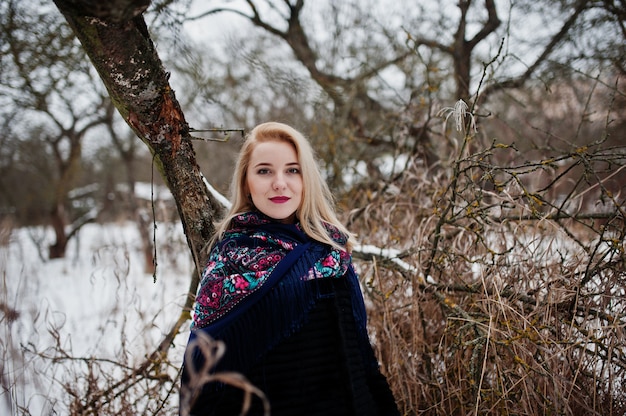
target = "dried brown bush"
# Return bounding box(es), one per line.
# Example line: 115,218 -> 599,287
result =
349,94 -> 626,415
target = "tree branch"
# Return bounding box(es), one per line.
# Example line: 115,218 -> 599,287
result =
53,0 -> 150,22
480,0 -> 592,100
467,0 -> 501,50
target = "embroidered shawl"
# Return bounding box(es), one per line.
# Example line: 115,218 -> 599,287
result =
193,212 -> 352,329
189,211 -> 369,374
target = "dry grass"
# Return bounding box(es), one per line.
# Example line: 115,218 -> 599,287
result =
350,129 -> 626,415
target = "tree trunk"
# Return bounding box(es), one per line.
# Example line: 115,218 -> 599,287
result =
49,203 -> 68,259
53,0 -> 223,271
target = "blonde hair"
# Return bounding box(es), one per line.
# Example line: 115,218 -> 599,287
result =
212,122 -> 354,251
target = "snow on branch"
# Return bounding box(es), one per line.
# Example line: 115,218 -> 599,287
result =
352,244 -> 436,285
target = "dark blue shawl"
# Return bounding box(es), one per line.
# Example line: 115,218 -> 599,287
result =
185,212 -> 369,376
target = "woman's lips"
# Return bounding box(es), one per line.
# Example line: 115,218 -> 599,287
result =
269,196 -> 290,203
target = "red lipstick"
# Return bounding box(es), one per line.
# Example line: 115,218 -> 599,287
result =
270,196 -> 290,203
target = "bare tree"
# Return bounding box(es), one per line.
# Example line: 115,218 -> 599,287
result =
1,0 -> 109,258
187,0 -> 625,176
187,0 -> 435,188
52,0 -> 223,272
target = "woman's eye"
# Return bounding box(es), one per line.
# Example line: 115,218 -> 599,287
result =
287,168 -> 301,174
257,168 -> 270,174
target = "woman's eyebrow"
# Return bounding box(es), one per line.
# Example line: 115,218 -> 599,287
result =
253,161 -> 300,167
252,161 -> 272,167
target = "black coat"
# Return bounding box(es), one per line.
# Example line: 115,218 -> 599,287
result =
181,278 -> 399,416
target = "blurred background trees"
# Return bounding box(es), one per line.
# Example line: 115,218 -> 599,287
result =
1,0 -> 625,414
0,0 -> 107,258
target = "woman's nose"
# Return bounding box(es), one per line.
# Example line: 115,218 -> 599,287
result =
273,174 -> 286,190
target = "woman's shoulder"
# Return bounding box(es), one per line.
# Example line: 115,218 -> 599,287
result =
321,221 -> 349,246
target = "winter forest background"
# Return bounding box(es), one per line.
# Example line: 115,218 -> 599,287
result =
1,0 -> 625,414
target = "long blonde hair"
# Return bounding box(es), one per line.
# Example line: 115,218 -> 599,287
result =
212,122 -> 354,251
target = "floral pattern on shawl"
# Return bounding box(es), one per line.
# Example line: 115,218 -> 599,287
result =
192,212 -> 351,329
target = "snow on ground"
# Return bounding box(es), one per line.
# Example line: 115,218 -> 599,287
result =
1,221 -> 194,414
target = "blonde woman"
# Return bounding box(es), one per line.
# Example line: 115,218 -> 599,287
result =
181,122 -> 399,416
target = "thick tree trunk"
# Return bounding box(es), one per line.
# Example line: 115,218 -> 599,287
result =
53,0 -> 222,271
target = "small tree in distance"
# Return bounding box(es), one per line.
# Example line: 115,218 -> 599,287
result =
0,0 -> 109,258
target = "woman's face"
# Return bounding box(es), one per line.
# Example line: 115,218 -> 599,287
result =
246,140 -> 303,223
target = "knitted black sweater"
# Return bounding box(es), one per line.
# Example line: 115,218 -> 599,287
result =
183,278 -> 399,416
